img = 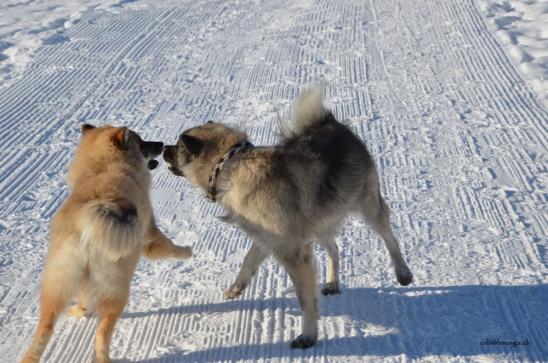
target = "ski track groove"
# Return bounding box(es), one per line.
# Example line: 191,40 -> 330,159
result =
0,0 -> 547,361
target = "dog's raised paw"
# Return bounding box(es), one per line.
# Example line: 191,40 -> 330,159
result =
175,246 -> 192,259
290,334 -> 317,349
321,282 -> 341,295
67,304 -> 87,319
223,286 -> 242,300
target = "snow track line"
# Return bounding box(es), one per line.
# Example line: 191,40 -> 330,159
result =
0,0 -> 547,362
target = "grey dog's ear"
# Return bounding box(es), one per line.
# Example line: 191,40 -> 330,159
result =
81,124 -> 96,133
181,134 -> 203,155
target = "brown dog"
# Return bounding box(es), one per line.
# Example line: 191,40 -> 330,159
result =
21,125 -> 192,363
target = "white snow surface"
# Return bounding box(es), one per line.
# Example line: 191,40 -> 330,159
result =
0,0 -> 135,86
477,0 -> 548,106
0,0 -> 547,362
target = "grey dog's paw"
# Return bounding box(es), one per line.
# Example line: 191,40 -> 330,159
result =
223,286 -> 242,300
290,334 -> 317,349
321,282 -> 341,295
397,273 -> 413,286
174,245 -> 192,259
396,268 -> 413,286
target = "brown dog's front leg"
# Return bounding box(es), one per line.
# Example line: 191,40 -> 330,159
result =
142,218 -> 192,260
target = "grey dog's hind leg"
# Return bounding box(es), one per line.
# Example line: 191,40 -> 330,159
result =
361,191 -> 413,286
317,226 -> 341,295
224,242 -> 270,300
280,244 -> 319,349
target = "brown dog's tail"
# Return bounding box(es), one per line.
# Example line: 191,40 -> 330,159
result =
79,197 -> 143,260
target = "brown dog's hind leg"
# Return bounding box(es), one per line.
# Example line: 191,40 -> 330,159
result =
94,297 -> 125,363
21,244 -> 82,363
21,284 -> 70,363
142,220 -> 192,260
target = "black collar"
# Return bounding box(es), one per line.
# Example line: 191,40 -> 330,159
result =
206,141 -> 254,202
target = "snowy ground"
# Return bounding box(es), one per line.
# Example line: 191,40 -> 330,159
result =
0,0 -> 547,362
477,0 -> 548,106
0,0 -> 132,86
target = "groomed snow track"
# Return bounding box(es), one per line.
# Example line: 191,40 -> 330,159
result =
0,0 -> 547,362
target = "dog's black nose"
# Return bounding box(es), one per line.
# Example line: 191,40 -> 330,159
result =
148,159 -> 159,170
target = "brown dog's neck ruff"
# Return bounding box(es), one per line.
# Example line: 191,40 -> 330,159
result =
206,141 -> 254,202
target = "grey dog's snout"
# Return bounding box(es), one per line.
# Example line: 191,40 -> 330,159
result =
162,145 -> 184,176
163,145 -> 176,162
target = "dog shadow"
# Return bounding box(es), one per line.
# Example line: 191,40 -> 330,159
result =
120,284 -> 547,362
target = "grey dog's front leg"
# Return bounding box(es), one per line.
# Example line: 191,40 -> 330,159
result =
224,242 -> 270,299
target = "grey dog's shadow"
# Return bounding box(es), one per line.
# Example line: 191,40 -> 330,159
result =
118,284 -> 547,362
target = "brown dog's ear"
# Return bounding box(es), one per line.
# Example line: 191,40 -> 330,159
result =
81,124 -> 96,133
111,127 -> 129,150
181,134 -> 203,155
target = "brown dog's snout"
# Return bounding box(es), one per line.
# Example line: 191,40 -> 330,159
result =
145,141 -> 164,157
140,141 -> 163,171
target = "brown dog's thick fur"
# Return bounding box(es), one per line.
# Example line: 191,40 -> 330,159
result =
21,125 -> 192,363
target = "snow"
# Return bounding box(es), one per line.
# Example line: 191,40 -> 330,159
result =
477,0 -> 548,106
0,0 -> 135,87
0,0 -> 547,362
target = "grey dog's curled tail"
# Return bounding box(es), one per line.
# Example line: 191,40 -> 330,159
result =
280,84 -> 328,139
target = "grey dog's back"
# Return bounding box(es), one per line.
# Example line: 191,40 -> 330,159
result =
277,112 -> 374,206
265,86 -> 378,226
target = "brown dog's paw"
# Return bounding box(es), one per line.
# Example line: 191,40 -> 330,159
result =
67,304 -> 88,319
174,245 -> 192,259
20,355 -> 39,363
95,355 -> 111,363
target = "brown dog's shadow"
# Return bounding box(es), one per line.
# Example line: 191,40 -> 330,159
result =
116,284 -> 547,362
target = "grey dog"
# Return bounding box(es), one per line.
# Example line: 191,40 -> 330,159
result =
163,85 -> 413,349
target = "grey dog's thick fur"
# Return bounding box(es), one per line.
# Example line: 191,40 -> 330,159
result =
163,85 -> 413,348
